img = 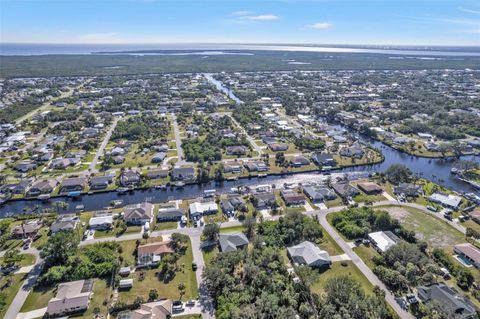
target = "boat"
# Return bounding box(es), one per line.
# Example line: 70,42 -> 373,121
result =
67,191 -> 81,198
75,204 -> 85,212
175,182 -> 185,188
38,194 -> 51,201
450,167 -> 459,174
110,200 -> 123,207
87,191 -> 94,195
117,188 -> 128,194
258,173 -> 267,178
226,176 -> 238,181
155,184 -> 167,190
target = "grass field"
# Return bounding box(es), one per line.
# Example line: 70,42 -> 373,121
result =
375,205 -> 465,251
0,253 -> 36,267
21,284 -> 56,312
310,261 -> 373,295
353,245 -> 379,269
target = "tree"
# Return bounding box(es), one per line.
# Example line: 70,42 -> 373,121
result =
148,289 -> 159,301
178,282 -> 186,300
1,249 -> 24,268
170,233 -> 189,251
456,269 -> 474,290
41,230 -> 79,266
384,164 -> 412,184
243,215 -> 257,239
202,223 -> 220,241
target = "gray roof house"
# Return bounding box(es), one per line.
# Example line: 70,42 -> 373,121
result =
120,170 -> 140,187
417,283 -> 477,319
219,233 -> 249,253
27,180 -> 56,195
46,279 -> 94,316
332,182 -> 360,199
124,202 -> 154,225
60,177 -> 87,193
151,152 -> 167,163
50,216 -> 80,234
171,167 -> 195,181
287,241 -> 331,268
303,186 -> 336,203
157,206 -> 185,221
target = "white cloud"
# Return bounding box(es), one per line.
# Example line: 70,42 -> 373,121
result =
242,14 -> 280,21
229,11 -> 280,21
309,22 -> 333,29
457,7 -> 480,15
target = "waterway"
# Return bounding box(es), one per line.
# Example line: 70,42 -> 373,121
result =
0,77 -> 479,217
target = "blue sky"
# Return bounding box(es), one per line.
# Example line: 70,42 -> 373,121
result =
1,0 -> 479,45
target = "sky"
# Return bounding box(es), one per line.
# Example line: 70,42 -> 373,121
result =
1,0 -> 480,46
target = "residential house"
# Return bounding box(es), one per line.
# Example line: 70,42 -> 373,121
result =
219,233 -> 249,253
357,182 -> 383,194
28,180 -> 56,196
302,186 -> 336,203
312,153 -> 336,167
281,190 -> 306,206
470,210 -> 480,224
46,280 -> 94,316
50,215 -> 80,234
331,182 -> 360,199
220,199 -> 235,215
157,206 -> 184,222
59,177 -> 87,193
244,161 -> 268,172
368,231 -> 400,253
226,145 -> 248,156
339,142 -> 364,158
89,175 -> 113,190
269,143 -> 289,152
11,219 -> 42,239
290,156 -> 310,167
287,241 -> 331,268
223,163 -> 242,173
189,201 -> 218,220
130,299 -> 173,319
417,283 -> 477,319
14,161 -> 37,172
428,193 -> 462,209
2,180 -> 32,195
120,170 -> 141,187
151,152 -> 167,163
137,241 -> 174,267
393,183 -> 422,197
454,243 -> 480,268
252,192 -> 276,209
124,202 -> 154,225
145,169 -> 169,180
171,167 -> 195,181
89,214 -> 114,230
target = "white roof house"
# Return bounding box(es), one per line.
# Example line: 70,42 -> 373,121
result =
287,241 -> 331,268
89,215 -> 113,230
368,231 -> 400,253
189,201 -> 218,220
428,193 -> 462,209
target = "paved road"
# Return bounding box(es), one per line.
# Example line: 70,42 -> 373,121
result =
311,209 -> 414,319
171,113 -> 188,167
89,117 -> 119,173
4,248 -> 43,319
227,114 -> 263,155
188,231 -> 215,319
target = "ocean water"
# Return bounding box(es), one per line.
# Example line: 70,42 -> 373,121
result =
1,43 -> 480,56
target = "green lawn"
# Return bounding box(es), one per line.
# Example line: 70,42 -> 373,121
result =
375,205 -> 465,252
310,261 -> 373,295
155,221 -> 178,231
0,273 -> 28,318
117,239 -> 198,303
353,245 -> 379,269
219,225 -> 245,234
21,284 -> 56,312
318,229 -> 344,256
0,253 -> 36,267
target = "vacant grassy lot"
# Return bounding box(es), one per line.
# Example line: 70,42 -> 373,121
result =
21,283 -> 56,312
117,238 -> 198,303
353,245 -> 379,269
219,225 -> 245,234
375,205 -> 465,251
0,253 -> 36,267
310,261 -> 373,295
